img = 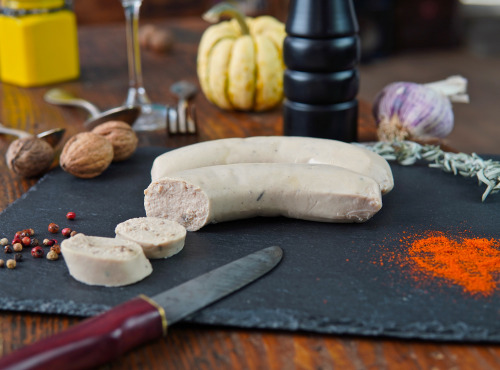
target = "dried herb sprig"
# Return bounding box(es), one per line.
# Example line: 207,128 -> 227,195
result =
358,141 -> 500,201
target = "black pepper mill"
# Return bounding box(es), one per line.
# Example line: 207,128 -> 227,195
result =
283,0 -> 360,142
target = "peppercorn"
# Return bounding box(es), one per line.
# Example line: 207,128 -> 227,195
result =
66,211 -> 76,220
13,243 -> 23,252
0,259 -> 4,268
21,236 -> 31,246
70,230 -> 78,237
31,246 -> 44,258
30,238 -> 39,247
61,228 -> 72,237
50,244 -> 61,254
20,229 -> 34,237
48,223 -> 59,234
6,259 -> 16,269
12,235 -> 22,245
43,238 -> 52,246
0,237 -> 8,246
4,245 -> 12,253
14,253 -> 22,262
46,250 -> 59,261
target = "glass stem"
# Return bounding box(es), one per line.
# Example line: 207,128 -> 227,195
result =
123,1 -> 151,106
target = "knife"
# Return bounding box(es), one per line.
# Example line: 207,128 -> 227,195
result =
0,246 -> 283,370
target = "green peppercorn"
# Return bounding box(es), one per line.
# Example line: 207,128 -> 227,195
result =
6,259 -> 16,269
13,243 -> 23,252
0,238 -> 8,246
46,250 -> 59,261
0,259 -> 4,268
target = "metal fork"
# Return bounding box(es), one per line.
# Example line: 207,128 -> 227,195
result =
167,81 -> 198,134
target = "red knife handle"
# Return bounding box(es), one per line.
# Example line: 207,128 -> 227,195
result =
0,295 -> 167,370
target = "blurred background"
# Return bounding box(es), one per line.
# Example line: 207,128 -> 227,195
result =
70,0 -> 500,153
72,0 -> 500,59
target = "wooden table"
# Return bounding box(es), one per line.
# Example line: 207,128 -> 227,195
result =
0,18 -> 498,370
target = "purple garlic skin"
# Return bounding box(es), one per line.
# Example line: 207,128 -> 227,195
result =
373,82 -> 454,142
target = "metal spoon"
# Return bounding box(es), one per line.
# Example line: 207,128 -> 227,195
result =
0,123 -> 65,148
44,88 -> 141,130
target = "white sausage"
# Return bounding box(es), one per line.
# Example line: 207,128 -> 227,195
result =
115,217 -> 186,259
61,234 -> 153,287
150,136 -> 394,194
144,163 -> 382,231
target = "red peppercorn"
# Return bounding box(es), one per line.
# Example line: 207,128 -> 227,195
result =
50,244 -> 61,254
12,235 -> 22,244
61,228 -> 72,237
48,223 -> 59,234
22,236 -> 31,246
20,229 -> 34,237
43,238 -> 56,246
66,211 -> 76,220
31,246 -> 44,258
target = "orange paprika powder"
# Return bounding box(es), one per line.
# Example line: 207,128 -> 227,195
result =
399,231 -> 500,297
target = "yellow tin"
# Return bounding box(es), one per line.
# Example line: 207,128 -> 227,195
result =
0,0 -> 79,87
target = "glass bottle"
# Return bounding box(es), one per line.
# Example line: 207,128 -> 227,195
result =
0,0 -> 79,87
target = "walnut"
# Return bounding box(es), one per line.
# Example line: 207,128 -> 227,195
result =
60,132 -> 113,178
139,24 -> 174,53
5,137 -> 55,178
92,121 -> 138,161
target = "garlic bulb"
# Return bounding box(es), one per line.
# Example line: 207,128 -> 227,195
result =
373,76 -> 469,142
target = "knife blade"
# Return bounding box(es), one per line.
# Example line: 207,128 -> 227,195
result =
0,246 -> 283,370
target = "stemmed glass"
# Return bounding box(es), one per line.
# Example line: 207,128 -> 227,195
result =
120,0 -> 166,131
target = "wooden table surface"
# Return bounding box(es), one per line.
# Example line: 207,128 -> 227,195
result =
0,17 -> 499,370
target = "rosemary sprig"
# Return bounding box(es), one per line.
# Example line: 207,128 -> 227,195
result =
358,141 -> 500,201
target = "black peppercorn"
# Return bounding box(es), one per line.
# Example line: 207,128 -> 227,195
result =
14,253 -> 22,262
4,245 -> 12,253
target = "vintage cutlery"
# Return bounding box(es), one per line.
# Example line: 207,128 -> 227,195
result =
44,88 -> 141,130
0,123 -> 65,148
168,80 -> 198,134
0,246 -> 283,370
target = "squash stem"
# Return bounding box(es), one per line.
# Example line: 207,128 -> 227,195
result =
202,2 -> 250,35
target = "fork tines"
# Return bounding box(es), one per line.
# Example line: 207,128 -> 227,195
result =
167,102 -> 197,135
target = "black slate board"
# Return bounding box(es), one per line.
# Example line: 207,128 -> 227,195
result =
0,147 -> 499,343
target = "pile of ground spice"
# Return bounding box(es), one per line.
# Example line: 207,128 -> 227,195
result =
380,230 -> 500,297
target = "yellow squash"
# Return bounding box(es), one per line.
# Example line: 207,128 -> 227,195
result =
197,3 -> 286,111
